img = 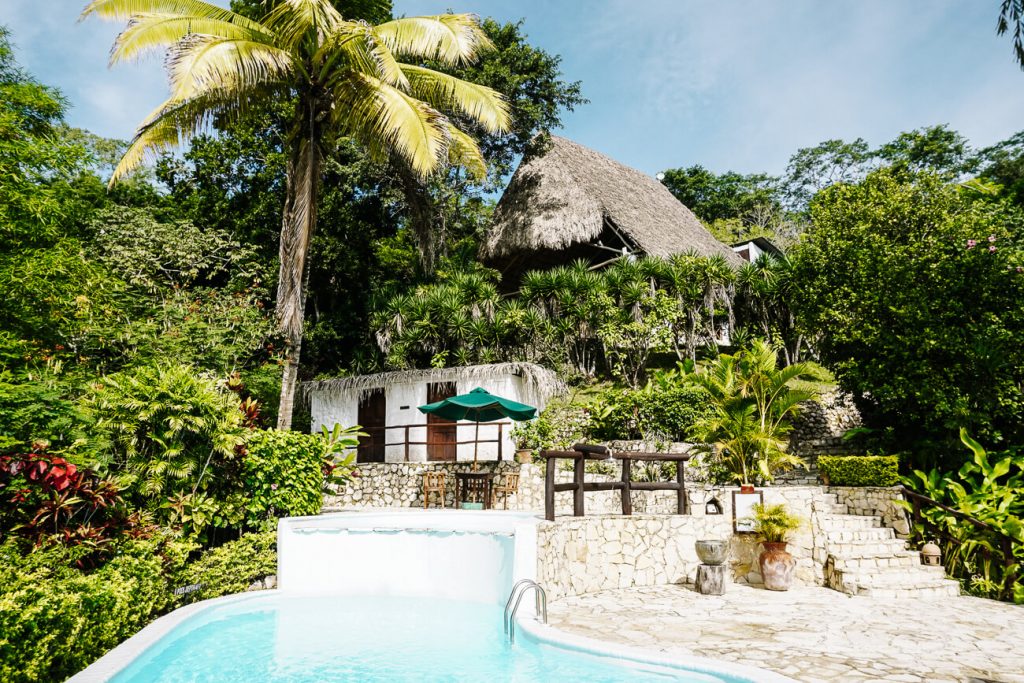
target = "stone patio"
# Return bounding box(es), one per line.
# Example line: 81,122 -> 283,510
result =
546,583 -> 1024,682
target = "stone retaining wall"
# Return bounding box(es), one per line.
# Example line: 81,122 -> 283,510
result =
535,485 -> 833,600
831,486 -> 911,537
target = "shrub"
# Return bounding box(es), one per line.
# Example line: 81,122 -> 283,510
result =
903,430 -> 1023,603
181,531 -> 277,603
0,445 -> 142,567
0,535 -> 192,683
241,427 -> 357,526
818,455 -> 900,487
83,364 -> 249,537
242,430 -> 329,524
591,383 -> 712,442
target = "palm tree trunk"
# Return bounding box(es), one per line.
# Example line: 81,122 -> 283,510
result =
276,115 -> 321,430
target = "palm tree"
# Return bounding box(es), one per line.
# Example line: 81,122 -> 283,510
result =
83,0 -> 511,428
686,341 -> 824,485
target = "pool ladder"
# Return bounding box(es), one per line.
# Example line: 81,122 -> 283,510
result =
504,579 -> 548,644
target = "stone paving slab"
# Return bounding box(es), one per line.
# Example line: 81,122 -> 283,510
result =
546,583 -> 1024,682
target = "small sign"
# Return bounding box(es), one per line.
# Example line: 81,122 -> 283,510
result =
173,582 -> 203,596
732,490 -> 764,534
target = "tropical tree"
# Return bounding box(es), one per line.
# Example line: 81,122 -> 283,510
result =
83,0 -> 511,428
685,341 -> 824,485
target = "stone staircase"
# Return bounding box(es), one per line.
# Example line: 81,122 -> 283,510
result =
818,493 -> 960,598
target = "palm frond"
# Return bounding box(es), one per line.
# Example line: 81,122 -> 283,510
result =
111,88 -> 263,183
400,64 -> 509,133
167,36 -> 292,101
80,0 -> 262,29
318,22 -> 408,88
337,74 -> 448,177
374,14 -> 493,66
445,122 -> 487,179
263,0 -> 343,50
110,14 -> 278,64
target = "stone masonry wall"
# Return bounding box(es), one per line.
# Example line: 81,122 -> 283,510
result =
534,485 -> 841,601
832,486 -> 911,538
776,390 -> 863,485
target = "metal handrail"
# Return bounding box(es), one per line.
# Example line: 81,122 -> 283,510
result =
503,579 -> 536,634
504,580 -> 547,644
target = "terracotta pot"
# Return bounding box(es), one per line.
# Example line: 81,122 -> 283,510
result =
758,541 -> 796,591
695,539 -> 728,566
740,484 -> 756,494
515,449 -> 533,464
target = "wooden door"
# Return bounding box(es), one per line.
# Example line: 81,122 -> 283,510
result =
357,388 -> 386,463
426,382 -> 457,461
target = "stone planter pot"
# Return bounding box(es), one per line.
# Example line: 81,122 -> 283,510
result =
515,449 -> 533,464
695,539 -> 728,566
740,484 -> 756,494
759,541 -> 796,591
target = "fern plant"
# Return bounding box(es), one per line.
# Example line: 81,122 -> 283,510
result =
751,502 -> 802,544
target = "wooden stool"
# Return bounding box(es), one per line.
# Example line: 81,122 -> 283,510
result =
492,472 -> 520,510
696,564 -> 726,595
423,471 -> 446,509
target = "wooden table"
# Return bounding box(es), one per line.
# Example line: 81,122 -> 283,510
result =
454,471 -> 496,509
540,445 -> 691,521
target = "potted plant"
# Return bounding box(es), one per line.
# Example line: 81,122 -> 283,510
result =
751,502 -> 801,591
511,422 -> 539,464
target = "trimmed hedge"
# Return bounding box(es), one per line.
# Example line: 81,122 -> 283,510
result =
818,455 -> 900,487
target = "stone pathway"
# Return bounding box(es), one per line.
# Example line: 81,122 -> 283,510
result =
546,583 -> 1024,682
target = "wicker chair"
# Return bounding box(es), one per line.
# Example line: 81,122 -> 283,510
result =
492,472 -> 520,510
422,471 -> 447,509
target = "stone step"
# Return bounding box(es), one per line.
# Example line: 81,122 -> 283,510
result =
826,527 -> 897,542
826,538 -> 911,557
819,492 -> 839,505
826,564 -> 959,598
827,551 -> 921,570
818,514 -> 883,530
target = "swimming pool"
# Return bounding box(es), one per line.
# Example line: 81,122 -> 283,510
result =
70,510 -> 793,682
98,592 -> 769,682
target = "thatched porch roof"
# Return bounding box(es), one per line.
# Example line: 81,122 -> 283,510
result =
481,136 -> 742,267
303,362 -> 565,409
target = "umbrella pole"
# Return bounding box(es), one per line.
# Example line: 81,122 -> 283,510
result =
473,419 -> 479,471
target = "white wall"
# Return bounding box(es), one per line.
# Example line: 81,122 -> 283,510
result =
310,370 -> 532,463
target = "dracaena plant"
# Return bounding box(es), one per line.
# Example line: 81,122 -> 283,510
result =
82,0 -> 511,429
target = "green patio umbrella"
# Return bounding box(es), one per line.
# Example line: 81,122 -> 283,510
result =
418,387 -> 537,469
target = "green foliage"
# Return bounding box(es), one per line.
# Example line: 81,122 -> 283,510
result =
84,364 -> 248,536
180,531 -> 277,603
686,342 -> 824,485
590,375 -> 712,443
511,394 -> 595,455
242,428 -> 357,525
818,455 -> 900,487
751,503 -> 802,543
903,429 -> 1023,602
0,535 -> 193,683
659,165 -> 781,223
791,169 -> 1024,467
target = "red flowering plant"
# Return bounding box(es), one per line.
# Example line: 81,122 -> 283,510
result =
0,442 -> 145,568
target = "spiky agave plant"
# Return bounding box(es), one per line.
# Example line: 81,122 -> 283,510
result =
82,0 -> 511,428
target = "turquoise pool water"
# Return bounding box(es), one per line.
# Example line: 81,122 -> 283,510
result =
108,594 -> 751,682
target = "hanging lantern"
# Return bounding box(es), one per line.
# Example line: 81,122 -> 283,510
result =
921,542 -> 942,566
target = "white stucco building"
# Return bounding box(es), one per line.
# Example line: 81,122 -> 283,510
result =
305,363 -> 563,464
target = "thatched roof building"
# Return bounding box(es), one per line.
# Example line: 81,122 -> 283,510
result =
481,136 -> 742,282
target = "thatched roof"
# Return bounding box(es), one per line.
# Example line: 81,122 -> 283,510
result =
481,136 -> 742,265
303,362 -> 565,409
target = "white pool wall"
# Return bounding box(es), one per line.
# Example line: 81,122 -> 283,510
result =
277,509 -> 540,605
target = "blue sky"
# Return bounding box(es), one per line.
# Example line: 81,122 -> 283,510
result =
2,0 -> 1021,177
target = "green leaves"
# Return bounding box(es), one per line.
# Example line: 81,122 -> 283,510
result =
818,455 -> 900,487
